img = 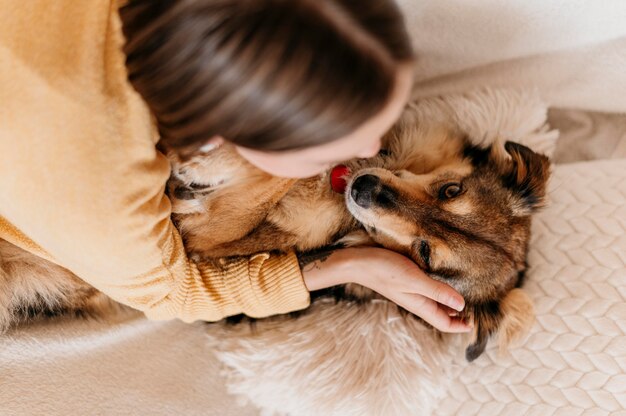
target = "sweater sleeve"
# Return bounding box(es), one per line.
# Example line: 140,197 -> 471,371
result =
0,0 -> 310,322
144,231 -> 310,321
0,216 -> 310,322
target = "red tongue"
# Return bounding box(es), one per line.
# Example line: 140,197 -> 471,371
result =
330,164 -> 351,194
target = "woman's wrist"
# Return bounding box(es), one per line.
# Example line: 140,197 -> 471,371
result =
299,247 -> 365,291
298,247 -> 352,291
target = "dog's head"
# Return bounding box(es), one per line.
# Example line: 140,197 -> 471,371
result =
345,138 -> 550,361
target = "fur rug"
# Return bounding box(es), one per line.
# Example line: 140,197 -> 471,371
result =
205,88 -> 559,416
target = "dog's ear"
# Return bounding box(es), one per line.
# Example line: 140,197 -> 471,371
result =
496,288 -> 535,353
465,301 -> 500,362
464,289 -> 535,362
501,141 -> 551,216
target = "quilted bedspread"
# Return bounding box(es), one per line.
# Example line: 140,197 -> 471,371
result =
438,159 -> 626,416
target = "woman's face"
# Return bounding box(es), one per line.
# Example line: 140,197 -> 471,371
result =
234,65 -> 414,178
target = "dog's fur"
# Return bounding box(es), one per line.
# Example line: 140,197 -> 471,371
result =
0,239 -> 121,331
0,90 -> 550,365
167,96 -> 550,361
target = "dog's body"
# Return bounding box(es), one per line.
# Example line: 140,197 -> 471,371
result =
167,96 -> 550,360
0,90 -> 550,362
0,239 -> 120,331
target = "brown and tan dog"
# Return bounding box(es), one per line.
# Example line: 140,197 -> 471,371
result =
167,101 -> 550,361
0,96 -> 550,361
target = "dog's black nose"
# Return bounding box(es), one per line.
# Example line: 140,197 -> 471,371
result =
350,174 -> 380,208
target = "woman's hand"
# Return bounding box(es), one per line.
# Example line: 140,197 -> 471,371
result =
300,246 -> 471,333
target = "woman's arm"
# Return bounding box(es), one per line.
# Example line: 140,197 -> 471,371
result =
0,146 -> 310,323
0,91 -> 310,321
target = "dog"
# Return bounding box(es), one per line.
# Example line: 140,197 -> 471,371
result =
166,94 -> 551,361
192,89 -> 557,415
0,90 -> 550,363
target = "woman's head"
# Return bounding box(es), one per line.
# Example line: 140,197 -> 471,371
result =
121,0 -> 414,177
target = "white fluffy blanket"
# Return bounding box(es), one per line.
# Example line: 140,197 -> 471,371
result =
1,2 -> 626,415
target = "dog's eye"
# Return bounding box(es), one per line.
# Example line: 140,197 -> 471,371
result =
378,149 -> 391,157
439,183 -> 463,200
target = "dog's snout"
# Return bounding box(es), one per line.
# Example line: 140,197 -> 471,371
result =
350,174 -> 380,208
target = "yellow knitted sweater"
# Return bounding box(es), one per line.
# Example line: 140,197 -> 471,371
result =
0,0 -> 310,321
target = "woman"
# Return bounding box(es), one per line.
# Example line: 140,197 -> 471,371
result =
0,0 -> 469,332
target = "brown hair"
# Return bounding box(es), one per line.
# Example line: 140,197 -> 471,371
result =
120,0 -> 413,152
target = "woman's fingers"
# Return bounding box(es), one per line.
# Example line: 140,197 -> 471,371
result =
440,304 -> 459,316
335,247 -> 469,332
396,292 -> 472,333
397,263 -> 465,312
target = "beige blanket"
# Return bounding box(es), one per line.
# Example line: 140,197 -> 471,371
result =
401,0 -> 626,112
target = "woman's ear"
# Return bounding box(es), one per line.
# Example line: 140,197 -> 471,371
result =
501,141 -> 551,216
199,136 -> 225,153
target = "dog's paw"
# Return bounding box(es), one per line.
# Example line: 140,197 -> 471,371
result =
335,229 -> 376,247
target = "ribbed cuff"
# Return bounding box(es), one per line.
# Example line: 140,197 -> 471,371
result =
223,251 -> 310,318
250,251 -> 311,317
149,250 -> 311,323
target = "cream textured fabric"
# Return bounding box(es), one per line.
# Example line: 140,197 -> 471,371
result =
552,110 -> 626,163
0,314 -> 258,416
438,159 -> 626,416
396,0 -> 626,113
